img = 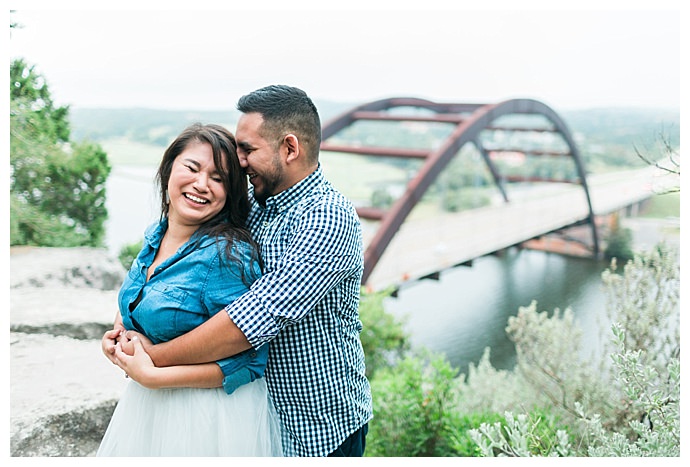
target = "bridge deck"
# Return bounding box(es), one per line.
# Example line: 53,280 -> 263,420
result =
363,166 -> 662,291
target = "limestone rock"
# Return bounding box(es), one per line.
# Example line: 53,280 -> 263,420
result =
9,247 -> 129,457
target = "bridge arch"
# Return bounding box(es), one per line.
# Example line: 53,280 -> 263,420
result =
320,97 -> 599,285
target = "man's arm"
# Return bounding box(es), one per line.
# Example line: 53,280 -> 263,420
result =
116,335 -> 225,389
146,309 -> 252,367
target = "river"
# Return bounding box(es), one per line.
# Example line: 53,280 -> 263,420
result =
382,248 -> 612,375
105,165 -> 678,376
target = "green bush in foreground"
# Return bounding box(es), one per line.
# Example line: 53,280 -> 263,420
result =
363,242 -> 679,457
366,351 -> 461,457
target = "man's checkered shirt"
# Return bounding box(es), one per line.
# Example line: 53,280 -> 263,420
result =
224,165 -> 373,456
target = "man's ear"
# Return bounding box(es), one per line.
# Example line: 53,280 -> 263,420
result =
283,134 -> 300,163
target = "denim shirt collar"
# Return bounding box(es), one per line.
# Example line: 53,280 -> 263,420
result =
142,218 -> 216,260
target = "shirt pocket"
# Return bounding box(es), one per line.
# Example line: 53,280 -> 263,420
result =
141,282 -> 202,343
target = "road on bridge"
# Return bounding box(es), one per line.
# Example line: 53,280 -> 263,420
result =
363,166 -> 665,291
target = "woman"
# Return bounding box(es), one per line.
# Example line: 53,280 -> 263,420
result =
97,123 -> 282,456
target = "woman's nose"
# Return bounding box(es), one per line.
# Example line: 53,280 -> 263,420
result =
193,173 -> 209,191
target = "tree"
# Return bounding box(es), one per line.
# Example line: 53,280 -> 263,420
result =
634,133 -> 680,194
10,58 -> 111,247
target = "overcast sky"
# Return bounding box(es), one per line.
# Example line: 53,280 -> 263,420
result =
7,0 -> 682,114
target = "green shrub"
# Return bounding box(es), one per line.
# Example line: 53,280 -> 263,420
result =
467,243 -> 680,456
469,410 -> 574,457
358,288 -> 410,378
582,325 -> 680,456
358,243 -> 679,457
366,351 -> 461,456
449,412 -> 506,456
118,241 -> 142,270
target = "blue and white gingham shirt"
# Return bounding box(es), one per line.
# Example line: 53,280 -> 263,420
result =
224,165 -> 373,457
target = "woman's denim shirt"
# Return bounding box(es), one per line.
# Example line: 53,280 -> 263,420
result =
118,219 -> 267,394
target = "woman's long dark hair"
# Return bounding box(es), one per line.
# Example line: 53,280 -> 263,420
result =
156,123 -> 262,284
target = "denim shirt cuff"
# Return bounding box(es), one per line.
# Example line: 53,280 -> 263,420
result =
216,345 -> 269,395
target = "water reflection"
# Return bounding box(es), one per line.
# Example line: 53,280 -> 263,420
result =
383,248 -> 610,375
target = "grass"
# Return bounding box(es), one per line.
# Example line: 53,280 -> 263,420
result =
640,192 -> 680,218
101,138 -> 165,166
313,151 -> 413,204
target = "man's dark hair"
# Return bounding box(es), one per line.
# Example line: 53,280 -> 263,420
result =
237,85 -> 321,163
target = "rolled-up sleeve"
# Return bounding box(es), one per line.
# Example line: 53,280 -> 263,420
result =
226,198 -> 362,349
216,344 -> 268,394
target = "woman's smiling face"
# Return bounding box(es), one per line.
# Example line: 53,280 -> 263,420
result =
166,141 -> 227,227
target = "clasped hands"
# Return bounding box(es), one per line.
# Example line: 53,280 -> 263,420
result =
101,326 -> 155,384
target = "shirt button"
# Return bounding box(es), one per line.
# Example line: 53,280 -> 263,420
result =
263,221 -> 269,227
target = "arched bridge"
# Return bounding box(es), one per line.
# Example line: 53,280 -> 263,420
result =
319,97 -> 656,291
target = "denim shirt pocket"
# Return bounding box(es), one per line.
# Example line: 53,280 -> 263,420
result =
143,282 -> 196,343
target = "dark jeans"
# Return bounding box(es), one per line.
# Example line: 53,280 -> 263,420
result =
328,423 -> 368,457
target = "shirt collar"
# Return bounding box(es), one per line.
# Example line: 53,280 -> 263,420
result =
143,217 -> 216,252
260,164 -> 323,212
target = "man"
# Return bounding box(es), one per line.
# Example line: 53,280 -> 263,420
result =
123,85 -> 372,456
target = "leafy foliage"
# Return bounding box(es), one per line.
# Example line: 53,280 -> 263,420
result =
583,326 -> 680,456
10,59 -> 111,247
469,410 -> 573,457
364,242 -> 679,457
604,214 -> 635,263
467,243 -> 680,456
358,288 -> 411,378
366,351 -> 462,456
600,245 -> 679,376
10,58 -> 70,143
118,241 -> 143,270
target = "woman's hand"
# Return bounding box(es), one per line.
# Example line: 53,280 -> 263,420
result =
114,335 -> 225,390
114,335 -> 158,388
118,330 -> 152,356
101,325 -> 125,365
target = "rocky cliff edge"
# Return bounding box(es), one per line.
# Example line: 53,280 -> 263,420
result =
9,247 -> 130,457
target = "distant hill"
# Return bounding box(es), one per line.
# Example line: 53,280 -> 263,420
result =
560,107 -> 680,147
69,108 -> 240,146
69,102 -> 679,171
69,99 -> 354,146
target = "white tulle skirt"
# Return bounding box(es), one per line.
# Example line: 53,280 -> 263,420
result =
97,378 -> 283,456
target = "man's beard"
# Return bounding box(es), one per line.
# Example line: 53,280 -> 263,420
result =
252,155 -> 284,206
